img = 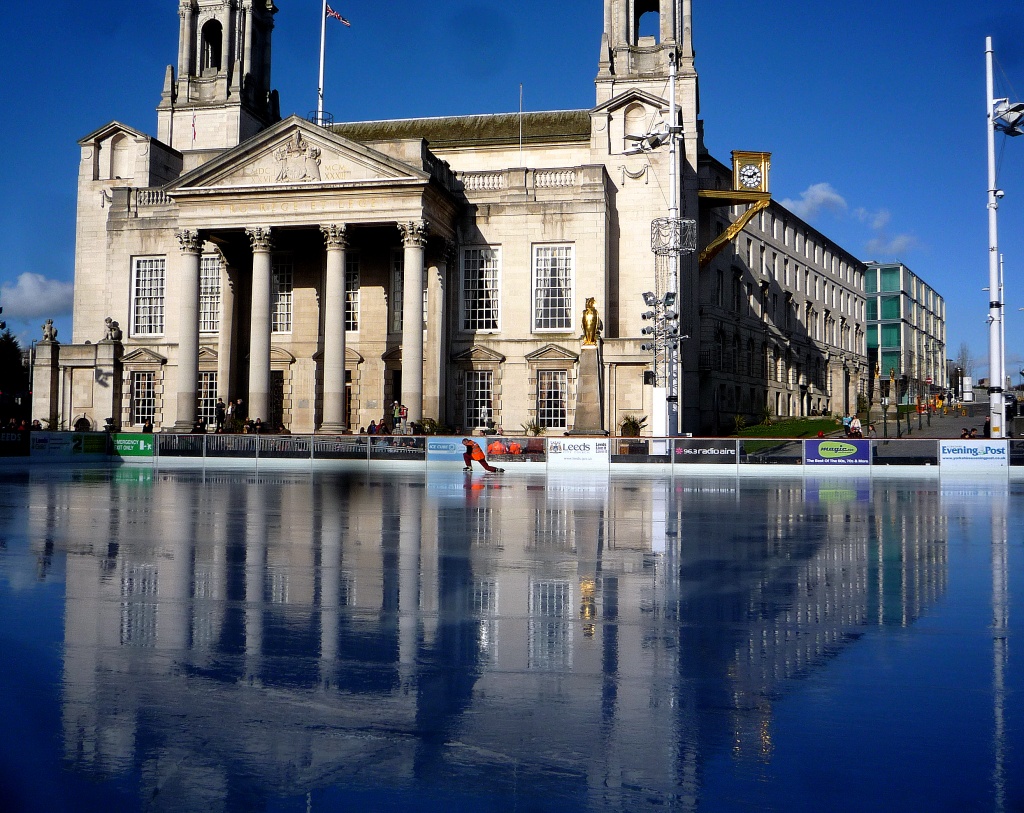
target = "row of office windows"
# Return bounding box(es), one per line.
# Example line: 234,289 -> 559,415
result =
742,239 -> 863,321
130,244 -> 576,338
739,209 -> 862,288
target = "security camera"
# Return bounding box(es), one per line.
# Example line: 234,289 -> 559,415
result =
995,189 -> 1006,198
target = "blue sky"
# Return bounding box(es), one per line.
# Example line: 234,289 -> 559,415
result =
1,0 -> 1022,380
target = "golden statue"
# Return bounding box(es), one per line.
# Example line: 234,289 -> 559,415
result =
581,297 -> 600,346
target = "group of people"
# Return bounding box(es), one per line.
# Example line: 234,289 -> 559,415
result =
360,402 -> 414,436
2,418 -> 43,431
841,414 -> 865,438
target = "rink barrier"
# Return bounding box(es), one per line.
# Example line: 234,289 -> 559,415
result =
3,433 -> 1023,473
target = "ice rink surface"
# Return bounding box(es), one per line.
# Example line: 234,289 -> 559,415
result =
1,465 -> 1022,812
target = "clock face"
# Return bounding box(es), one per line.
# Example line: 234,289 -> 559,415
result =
739,163 -> 763,189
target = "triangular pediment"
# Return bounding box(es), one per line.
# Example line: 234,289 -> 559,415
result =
122,348 -> 167,365
198,347 -> 218,361
591,89 -> 668,117
79,120 -> 153,147
167,116 -> 428,193
312,347 -> 365,364
451,345 -> 506,365
525,344 -> 578,363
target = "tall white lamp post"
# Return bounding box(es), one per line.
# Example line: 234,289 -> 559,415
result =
985,36 -> 1024,438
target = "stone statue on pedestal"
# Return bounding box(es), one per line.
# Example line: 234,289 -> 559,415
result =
41,319 -> 57,343
570,298 -> 607,435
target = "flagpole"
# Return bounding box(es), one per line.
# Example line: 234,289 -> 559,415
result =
318,0 -> 327,125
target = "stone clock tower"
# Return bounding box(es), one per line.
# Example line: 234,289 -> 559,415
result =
157,0 -> 281,158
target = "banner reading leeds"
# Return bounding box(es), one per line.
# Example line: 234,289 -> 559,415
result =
805,439 -> 870,466
547,439 -> 610,469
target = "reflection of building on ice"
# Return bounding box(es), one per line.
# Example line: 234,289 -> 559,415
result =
37,472 -> 948,806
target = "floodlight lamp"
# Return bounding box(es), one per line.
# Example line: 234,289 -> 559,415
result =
663,292 -> 677,307
664,310 -> 678,320
995,99 -> 1024,129
640,343 -> 654,351
641,326 -> 655,335
642,291 -> 656,306
641,311 -> 656,320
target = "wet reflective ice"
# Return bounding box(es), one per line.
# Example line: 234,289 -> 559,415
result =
1,467 -> 1022,812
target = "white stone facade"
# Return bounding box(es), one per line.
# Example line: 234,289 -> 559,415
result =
45,0 -> 869,435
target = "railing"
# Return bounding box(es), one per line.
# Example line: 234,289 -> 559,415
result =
5,433 -> 1022,473
460,172 -> 506,191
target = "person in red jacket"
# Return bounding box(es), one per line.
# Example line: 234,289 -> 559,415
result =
462,438 -> 504,473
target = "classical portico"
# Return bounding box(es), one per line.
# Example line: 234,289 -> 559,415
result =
154,117 -> 459,432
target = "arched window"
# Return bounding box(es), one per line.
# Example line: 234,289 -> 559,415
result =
201,20 -> 223,75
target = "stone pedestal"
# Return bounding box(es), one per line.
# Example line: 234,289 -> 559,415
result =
569,345 -> 606,435
32,341 -> 61,429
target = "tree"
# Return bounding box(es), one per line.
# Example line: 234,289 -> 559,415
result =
955,342 -> 975,379
0,330 -> 30,425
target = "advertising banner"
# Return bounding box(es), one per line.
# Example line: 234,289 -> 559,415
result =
72,433 -> 108,456
939,440 -> 1008,469
112,434 -> 156,457
673,439 -> 738,464
804,439 -> 870,466
547,438 -> 610,469
30,432 -> 75,459
426,437 -> 467,464
0,431 -> 30,457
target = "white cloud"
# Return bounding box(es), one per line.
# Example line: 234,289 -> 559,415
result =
0,273 -> 74,321
779,183 -> 847,220
854,207 -> 892,230
864,233 -> 920,257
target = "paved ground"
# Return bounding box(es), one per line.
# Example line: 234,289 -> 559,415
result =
863,403 -> 1020,439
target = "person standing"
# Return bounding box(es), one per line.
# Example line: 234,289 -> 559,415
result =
215,398 -> 226,432
462,438 -> 504,473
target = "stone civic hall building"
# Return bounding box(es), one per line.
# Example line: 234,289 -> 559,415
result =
36,0 -> 867,435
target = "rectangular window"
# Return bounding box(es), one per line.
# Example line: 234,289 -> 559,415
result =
199,255 -> 221,333
346,254 -> 360,332
272,258 -> 293,333
532,245 -> 573,331
880,266 -> 900,292
881,296 -> 901,320
131,257 -> 166,336
462,247 -> 501,331
131,371 -> 156,425
465,370 -> 493,430
198,372 -> 217,426
867,325 -> 878,349
537,370 -> 568,430
389,252 -> 428,333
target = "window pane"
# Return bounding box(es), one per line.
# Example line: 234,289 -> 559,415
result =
880,296 -> 900,320
533,245 -> 573,330
462,247 -> 500,331
867,325 -> 878,349
881,324 -> 901,347
465,371 -> 493,430
198,372 -> 217,426
537,370 -> 567,429
346,254 -> 360,332
272,258 -> 293,333
131,372 -> 156,424
132,258 -> 165,335
880,266 -> 900,292
199,255 -> 221,333
866,298 -> 878,320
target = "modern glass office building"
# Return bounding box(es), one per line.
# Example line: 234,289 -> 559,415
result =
865,262 -> 946,403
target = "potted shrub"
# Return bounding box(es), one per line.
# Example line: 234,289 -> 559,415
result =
619,414 -> 647,437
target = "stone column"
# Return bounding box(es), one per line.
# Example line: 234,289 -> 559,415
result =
217,259 -> 236,402
246,227 -> 273,423
320,224 -> 349,433
423,240 -> 452,423
399,221 -> 428,424
173,229 -> 202,432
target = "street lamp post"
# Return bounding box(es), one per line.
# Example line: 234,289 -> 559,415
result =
985,36 -> 1024,438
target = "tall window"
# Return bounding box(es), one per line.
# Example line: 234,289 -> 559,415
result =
198,372 -> 217,426
131,257 -> 165,335
532,245 -> 573,331
272,258 -> 293,333
389,252 -> 427,333
199,255 -> 221,333
131,372 -> 156,425
537,370 -> 568,430
462,247 -> 501,331
465,371 -> 493,430
346,254 -> 360,332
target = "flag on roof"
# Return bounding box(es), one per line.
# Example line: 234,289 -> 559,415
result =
326,4 -> 350,26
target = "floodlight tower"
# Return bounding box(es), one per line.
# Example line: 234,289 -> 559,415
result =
985,36 -> 1024,438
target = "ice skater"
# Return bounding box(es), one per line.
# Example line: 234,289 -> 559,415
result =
462,437 -> 504,473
